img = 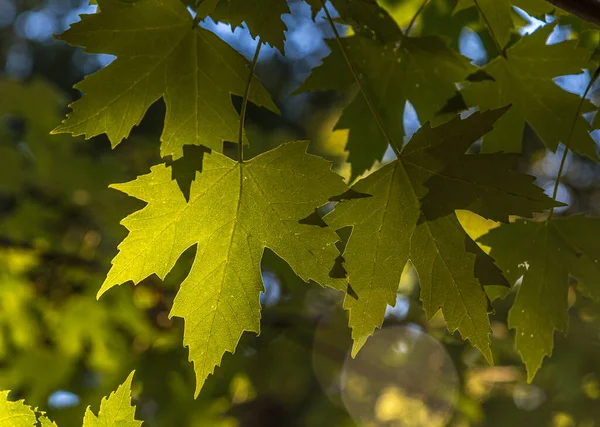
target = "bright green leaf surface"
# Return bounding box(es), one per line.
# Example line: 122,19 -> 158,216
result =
300,32 -> 475,179
39,417 -> 58,427
52,0 -> 277,158
211,0 -> 290,51
462,24 -> 597,159
83,372 -> 142,427
0,371 -> 141,427
100,142 -> 347,395
480,216 -> 600,381
0,391 -> 37,427
327,109 -> 556,359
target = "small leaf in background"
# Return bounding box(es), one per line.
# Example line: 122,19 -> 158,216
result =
461,24 -> 597,159
211,0 -> 290,51
83,371 -> 142,427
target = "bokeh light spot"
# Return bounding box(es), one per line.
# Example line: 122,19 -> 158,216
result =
341,326 -> 459,427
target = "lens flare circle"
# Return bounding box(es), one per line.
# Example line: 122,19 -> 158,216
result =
340,326 -> 459,427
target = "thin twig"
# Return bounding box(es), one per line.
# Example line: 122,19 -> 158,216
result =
545,0 -> 600,27
238,39 -> 262,163
547,66 -> 600,221
473,0 -> 506,57
405,0 -> 429,37
320,0 -> 401,157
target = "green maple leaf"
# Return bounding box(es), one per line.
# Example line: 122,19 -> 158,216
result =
461,24 -> 597,158
211,0 -> 290,52
52,0 -> 277,159
327,109 -> 558,359
0,391 -> 37,427
83,372 -> 142,427
99,142 -> 347,395
299,20 -> 475,179
40,417 -> 58,427
0,371 -> 141,426
454,0 -> 513,49
479,216 -> 600,380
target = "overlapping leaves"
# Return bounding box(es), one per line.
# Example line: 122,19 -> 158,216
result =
0,372 -> 141,427
300,5 -> 476,178
45,0 -> 600,399
326,108 -> 558,359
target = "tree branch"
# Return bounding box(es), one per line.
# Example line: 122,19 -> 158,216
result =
545,0 -> 600,27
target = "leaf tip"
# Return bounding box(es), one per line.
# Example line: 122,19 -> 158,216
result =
525,363 -> 541,383
96,282 -> 113,299
481,344 -> 494,366
350,335 -> 368,358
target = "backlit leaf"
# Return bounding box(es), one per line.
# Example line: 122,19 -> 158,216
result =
99,142 -> 347,395
480,215 -> 600,380
52,0 -> 277,158
327,109 -> 557,359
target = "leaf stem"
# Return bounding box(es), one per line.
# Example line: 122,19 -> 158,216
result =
238,39 -> 262,163
547,66 -> 600,221
473,0 -> 506,57
321,0 -> 402,157
405,0 -> 429,37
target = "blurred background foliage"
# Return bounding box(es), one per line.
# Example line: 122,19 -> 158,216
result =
3,0 -> 600,426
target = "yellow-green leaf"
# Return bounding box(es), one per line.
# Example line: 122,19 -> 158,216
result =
83,371 -> 141,427
0,391 -> 37,427
100,142 -> 347,395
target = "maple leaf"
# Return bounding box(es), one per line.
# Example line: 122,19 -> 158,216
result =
479,215 -> 600,380
99,142 -> 348,395
51,0 -> 278,159
40,417 -> 58,427
211,0 -> 290,52
454,0 -> 513,49
326,109 -> 558,360
0,371 -> 141,426
461,24 -> 597,159
299,15 -> 476,179
0,391 -> 37,427
83,372 -> 142,427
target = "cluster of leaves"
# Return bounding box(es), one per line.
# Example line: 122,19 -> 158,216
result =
0,372 -> 141,427
7,0 -> 600,403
